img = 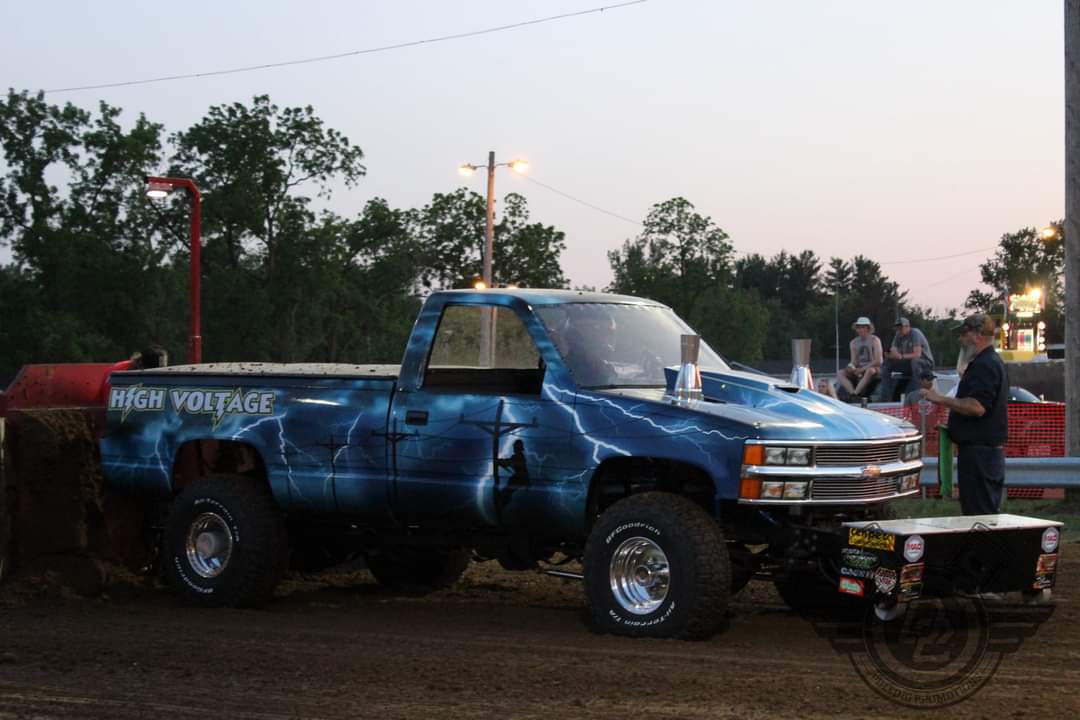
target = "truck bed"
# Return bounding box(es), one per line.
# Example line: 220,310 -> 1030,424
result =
120,363 -> 401,379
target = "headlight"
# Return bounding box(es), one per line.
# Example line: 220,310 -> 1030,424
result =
762,446 -> 812,466
787,448 -> 811,466
764,447 -> 788,465
782,481 -> 809,499
761,481 -> 785,499
901,441 -> 921,461
757,481 -> 809,500
899,474 -> 920,492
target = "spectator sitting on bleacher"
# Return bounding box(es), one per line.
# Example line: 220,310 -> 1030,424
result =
883,317 -> 934,400
836,317 -> 882,399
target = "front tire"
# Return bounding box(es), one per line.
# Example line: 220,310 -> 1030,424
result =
163,475 -> 286,607
584,492 -> 730,639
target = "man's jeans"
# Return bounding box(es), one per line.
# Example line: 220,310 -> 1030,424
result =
957,444 -> 1005,516
881,357 -> 933,401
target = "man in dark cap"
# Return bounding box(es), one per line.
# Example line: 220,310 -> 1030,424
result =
884,317 -> 934,400
921,314 -> 1008,515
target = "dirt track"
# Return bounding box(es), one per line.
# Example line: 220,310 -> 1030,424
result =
0,547 -> 1077,720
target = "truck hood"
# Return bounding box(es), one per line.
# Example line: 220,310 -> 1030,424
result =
654,366 -> 915,441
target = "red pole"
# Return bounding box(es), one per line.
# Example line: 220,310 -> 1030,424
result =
188,185 -> 202,364
146,176 -> 202,364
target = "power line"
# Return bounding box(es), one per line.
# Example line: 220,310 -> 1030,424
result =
920,267 -> 981,288
878,246 -> 995,265
43,1 -> 648,95
522,175 -> 641,226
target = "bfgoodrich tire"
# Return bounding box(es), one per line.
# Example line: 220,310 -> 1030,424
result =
163,475 -> 286,607
584,492 -> 731,640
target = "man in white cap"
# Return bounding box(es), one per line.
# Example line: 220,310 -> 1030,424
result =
837,316 -> 883,398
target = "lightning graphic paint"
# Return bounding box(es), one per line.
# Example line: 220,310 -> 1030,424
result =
98,288 -> 917,542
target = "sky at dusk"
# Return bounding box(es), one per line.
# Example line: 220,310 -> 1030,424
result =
1,0 -> 1065,314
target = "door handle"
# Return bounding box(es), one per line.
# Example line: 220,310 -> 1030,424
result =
405,410 -> 428,426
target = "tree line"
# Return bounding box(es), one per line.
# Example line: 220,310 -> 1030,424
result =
0,91 -> 1064,385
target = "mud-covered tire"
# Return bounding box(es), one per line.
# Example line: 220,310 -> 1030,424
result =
584,492 -> 730,640
163,475 -> 286,607
365,546 -> 471,592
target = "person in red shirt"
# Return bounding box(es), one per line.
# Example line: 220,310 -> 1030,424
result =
98,345 -> 169,406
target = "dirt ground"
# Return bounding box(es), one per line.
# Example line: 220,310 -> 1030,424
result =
0,545 -> 1077,720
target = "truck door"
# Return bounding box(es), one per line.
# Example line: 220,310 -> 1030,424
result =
389,302 -> 574,532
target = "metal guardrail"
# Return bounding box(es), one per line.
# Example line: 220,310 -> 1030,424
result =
919,456 -> 1080,488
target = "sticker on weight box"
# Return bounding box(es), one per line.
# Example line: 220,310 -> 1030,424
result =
848,526 -> 895,552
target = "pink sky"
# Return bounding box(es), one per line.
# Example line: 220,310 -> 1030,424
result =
1,1 -> 1064,314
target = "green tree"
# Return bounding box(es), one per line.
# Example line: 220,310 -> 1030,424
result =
965,223 -> 1065,342
167,95 -> 369,361
409,189 -> 567,290
0,89 -> 181,380
608,198 -> 768,362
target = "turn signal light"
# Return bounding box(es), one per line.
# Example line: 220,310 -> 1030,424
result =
742,445 -> 764,466
739,478 -> 762,499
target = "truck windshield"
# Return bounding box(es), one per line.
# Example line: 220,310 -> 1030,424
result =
535,303 -> 729,388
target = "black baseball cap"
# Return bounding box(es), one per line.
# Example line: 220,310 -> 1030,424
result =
918,369 -> 936,380
955,314 -> 996,336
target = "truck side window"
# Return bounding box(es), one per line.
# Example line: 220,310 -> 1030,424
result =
425,305 -> 544,395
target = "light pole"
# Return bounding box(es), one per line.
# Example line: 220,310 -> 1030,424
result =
458,152 -> 528,287
145,176 -> 202,364
458,153 -> 527,366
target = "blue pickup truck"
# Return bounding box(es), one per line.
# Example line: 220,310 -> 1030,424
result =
100,289 -> 1061,638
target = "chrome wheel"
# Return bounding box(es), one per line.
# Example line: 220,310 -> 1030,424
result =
186,512 -> 234,579
609,537 -> 670,615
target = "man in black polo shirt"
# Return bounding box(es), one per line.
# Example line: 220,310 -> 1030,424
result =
920,314 -> 1008,515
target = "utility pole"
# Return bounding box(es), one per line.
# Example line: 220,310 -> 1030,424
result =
484,151 -> 496,288
1067,0 -> 1080,459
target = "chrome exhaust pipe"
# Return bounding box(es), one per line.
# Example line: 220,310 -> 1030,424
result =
790,338 -> 814,391
671,334 -> 703,405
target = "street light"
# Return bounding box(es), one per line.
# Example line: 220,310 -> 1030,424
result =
458,152 -> 527,367
145,175 -> 203,364
1041,225 -> 1060,241
457,151 -> 528,287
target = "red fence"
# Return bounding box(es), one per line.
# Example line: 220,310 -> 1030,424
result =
872,402 -> 1067,498
872,402 -> 1066,458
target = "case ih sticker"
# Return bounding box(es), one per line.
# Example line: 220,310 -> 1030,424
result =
848,526 -> 895,551
110,386 -> 276,429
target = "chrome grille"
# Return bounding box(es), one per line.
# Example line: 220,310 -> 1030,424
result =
811,476 -> 900,502
814,443 -> 902,467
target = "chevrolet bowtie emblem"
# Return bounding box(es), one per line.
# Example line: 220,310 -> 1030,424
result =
862,465 -> 882,479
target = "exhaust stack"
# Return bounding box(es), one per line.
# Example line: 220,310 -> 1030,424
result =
671,334 -> 703,405
789,338 -> 814,391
